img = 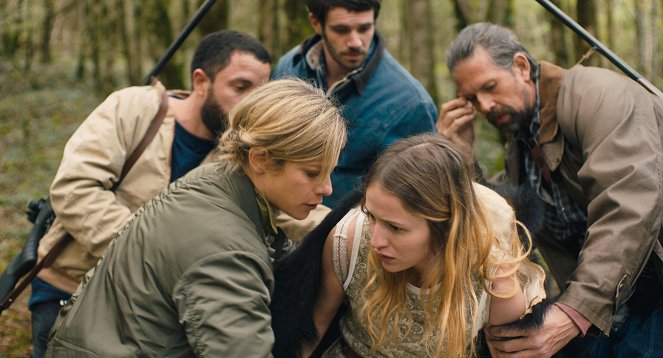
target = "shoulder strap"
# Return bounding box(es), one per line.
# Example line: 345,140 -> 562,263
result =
111,89 -> 169,191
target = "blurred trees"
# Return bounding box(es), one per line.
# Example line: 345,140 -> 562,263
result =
1,0 -> 661,95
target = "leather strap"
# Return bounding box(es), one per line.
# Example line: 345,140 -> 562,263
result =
112,89 -> 170,191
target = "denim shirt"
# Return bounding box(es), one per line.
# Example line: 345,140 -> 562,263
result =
273,32 -> 437,207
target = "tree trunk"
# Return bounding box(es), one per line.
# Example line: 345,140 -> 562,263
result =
403,0 -> 438,104
487,0 -> 513,26
576,0 -> 599,66
1,1 -> 23,57
40,0 -> 55,63
452,0 -> 489,32
85,1 -> 102,91
635,0 -> 655,78
75,1 -> 87,81
146,0 -> 184,89
118,0 -> 141,84
258,0 -> 279,59
21,0 -> 34,74
197,0 -> 230,34
650,0 -> 659,80
282,0 -> 313,51
548,0 -> 570,67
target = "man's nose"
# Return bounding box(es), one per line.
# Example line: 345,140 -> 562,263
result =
347,32 -> 362,48
476,93 -> 494,114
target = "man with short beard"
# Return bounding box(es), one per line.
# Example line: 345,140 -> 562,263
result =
439,22 -> 663,357
29,30 -> 270,358
272,0 -> 437,210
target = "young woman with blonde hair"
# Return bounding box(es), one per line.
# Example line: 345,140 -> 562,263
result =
45,78 -> 347,357
272,133 -> 545,357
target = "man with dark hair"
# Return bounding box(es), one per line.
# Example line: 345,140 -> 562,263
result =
439,22 -> 663,357
273,0 -> 437,209
29,30 -> 270,358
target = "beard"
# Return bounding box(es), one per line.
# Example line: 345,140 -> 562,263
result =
200,90 -> 228,139
322,33 -> 367,72
486,104 -> 534,136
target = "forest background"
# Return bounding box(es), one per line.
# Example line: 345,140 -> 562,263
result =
1,0 -> 661,355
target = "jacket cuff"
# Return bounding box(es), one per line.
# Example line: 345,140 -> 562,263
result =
555,302 -> 592,336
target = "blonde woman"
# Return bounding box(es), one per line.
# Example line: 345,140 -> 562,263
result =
272,133 -> 545,357
44,79 -> 347,357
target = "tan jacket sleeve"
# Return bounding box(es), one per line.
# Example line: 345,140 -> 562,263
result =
556,69 -> 663,332
49,85 -> 164,258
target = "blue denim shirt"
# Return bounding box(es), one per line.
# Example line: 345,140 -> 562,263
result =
273,32 -> 437,207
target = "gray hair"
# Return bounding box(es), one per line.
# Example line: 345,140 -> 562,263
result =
446,22 -> 538,81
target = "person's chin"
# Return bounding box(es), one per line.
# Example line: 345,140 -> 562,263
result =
287,208 -> 311,220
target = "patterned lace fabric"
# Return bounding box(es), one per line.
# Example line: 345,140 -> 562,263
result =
326,183 -> 546,357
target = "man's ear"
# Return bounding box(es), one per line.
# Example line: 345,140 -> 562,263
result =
247,147 -> 269,175
512,53 -> 531,83
308,12 -> 323,35
192,68 -> 211,97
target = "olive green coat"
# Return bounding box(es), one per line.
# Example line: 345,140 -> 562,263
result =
46,163 -> 278,357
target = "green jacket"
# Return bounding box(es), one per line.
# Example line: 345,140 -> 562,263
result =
46,163 -> 278,357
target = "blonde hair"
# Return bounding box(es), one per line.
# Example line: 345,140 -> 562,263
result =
360,133 -> 530,357
218,78 -> 346,176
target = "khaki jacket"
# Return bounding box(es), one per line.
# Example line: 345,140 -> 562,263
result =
37,82 -> 216,293
46,164 -> 276,357
498,61 -> 663,333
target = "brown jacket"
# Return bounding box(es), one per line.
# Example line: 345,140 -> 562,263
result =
498,61 -> 663,333
37,82 -> 216,293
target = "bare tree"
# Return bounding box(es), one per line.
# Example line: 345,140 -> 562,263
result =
197,0 -> 229,35
650,0 -> 659,81
39,0 -> 55,63
547,0 -> 572,67
452,0 -> 489,32
282,0 -> 313,52
258,0 -> 279,58
402,0 -> 438,103
487,0 -> 513,26
576,0 -> 599,66
635,0 -> 654,78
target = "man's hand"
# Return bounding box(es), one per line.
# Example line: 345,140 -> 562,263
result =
437,97 -> 476,157
485,304 -> 581,358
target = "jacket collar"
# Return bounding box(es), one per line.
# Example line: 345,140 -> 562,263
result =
222,166 -> 267,240
538,61 -> 565,145
537,61 -> 566,172
296,30 -> 385,96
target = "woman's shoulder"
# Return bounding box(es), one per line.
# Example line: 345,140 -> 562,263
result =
331,208 -> 368,287
472,183 -> 515,229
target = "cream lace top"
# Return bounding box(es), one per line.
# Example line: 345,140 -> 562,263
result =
325,183 -> 546,357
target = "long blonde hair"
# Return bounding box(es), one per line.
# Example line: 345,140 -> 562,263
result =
360,133 -> 529,357
218,78 -> 347,177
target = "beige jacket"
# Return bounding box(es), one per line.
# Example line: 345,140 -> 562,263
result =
37,82 -> 216,293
